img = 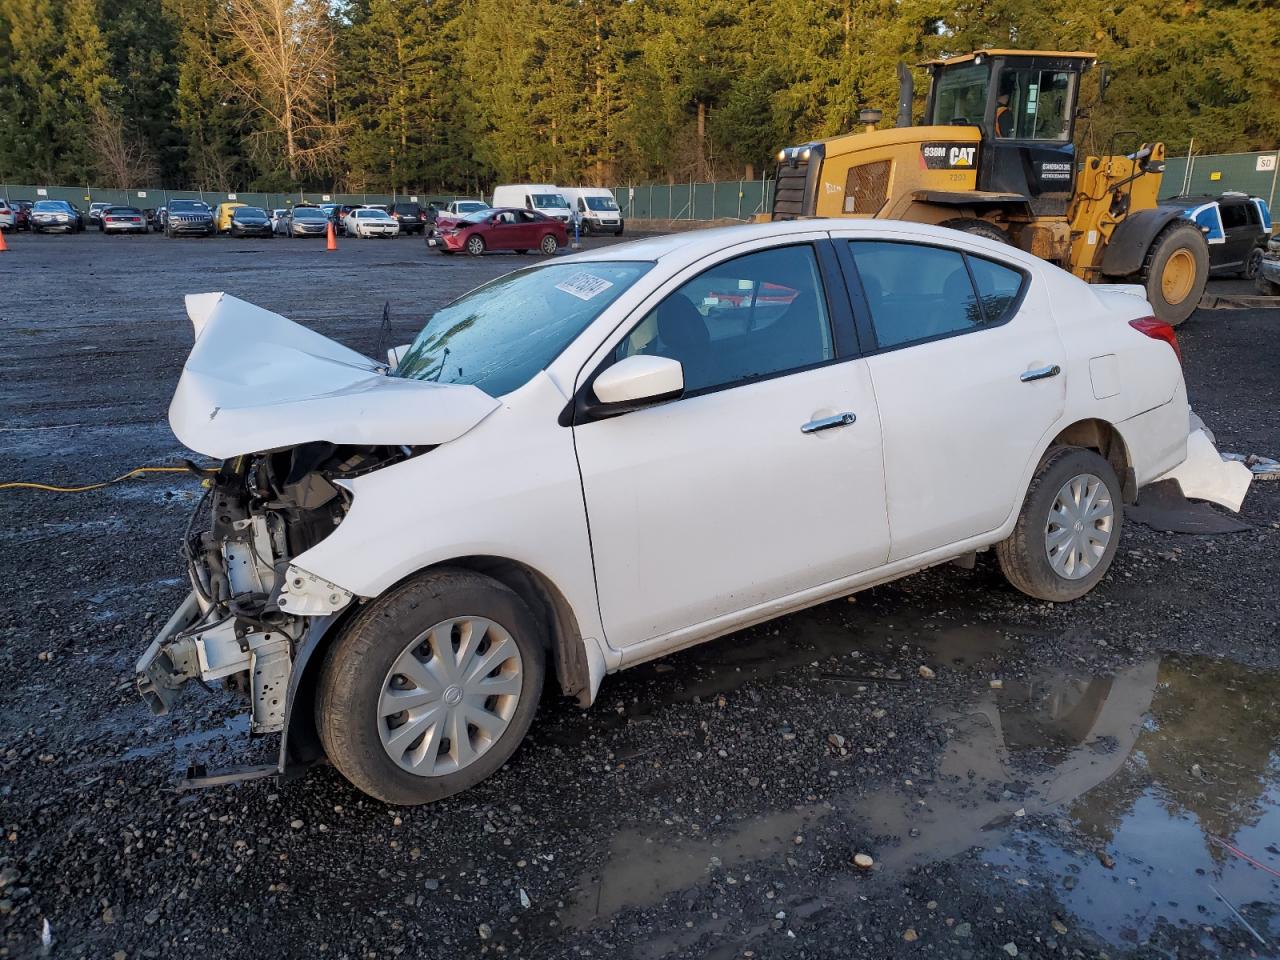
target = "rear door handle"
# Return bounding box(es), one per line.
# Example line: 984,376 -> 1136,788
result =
1020,364 -> 1061,383
801,412 -> 856,434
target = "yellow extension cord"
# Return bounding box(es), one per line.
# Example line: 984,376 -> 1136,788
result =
0,465 -> 201,493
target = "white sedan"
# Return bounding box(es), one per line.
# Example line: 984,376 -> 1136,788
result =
140,219 -> 1208,804
346,207 -> 400,238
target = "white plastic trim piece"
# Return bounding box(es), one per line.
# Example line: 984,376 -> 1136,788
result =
1155,427 -> 1252,512
276,566 -> 355,616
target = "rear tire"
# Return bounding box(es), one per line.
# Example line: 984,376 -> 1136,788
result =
1243,247 -> 1264,281
1141,220 -> 1208,327
996,446 -> 1123,603
315,568 -> 545,805
938,218 -> 1009,245
540,233 -> 559,255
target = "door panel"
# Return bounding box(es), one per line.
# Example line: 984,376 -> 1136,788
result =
835,235 -> 1065,561
574,362 -> 888,648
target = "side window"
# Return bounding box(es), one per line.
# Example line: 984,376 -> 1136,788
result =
614,244 -> 835,394
1219,202 -> 1248,230
848,241 -> 1022,349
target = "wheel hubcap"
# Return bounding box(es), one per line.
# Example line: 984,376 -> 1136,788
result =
378,617 -> 523,777
1161,248 -> 1196,304
1045,473 -> 1114,580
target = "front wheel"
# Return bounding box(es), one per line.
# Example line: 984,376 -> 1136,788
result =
465,234 -> 485,256
316,569 -> 545,805
540,233 -> 559,255
996,446 -> 1123,603
1142,220 -> 1208,326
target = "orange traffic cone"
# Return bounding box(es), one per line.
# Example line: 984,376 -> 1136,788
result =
0,228 -> 8,252
326,219 -> 337,251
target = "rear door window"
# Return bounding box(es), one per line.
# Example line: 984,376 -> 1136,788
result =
846,241 -> 1026,350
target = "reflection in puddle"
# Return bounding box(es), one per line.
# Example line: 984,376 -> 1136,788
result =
569,644 -> 1280,952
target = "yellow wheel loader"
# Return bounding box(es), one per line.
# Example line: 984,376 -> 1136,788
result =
769,50 -> 1209,324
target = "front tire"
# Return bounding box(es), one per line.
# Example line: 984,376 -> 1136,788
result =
466,234 -> 485,256
316,568 -> 545,805
1141,220 -> 1208,327
996,446 -> 1123,603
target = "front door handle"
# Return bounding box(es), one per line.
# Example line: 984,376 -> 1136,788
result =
801,412 -> 856,434
1020,364 -> 1061,383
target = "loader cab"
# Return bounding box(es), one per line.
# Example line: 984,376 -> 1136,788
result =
924,50 -> 1095,215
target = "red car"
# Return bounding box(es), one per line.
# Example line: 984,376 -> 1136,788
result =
427,207 -> 567,256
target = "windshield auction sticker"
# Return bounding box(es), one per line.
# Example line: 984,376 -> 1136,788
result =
555,273 -> 615,301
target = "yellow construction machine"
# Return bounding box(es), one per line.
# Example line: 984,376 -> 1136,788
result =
770,50 -> 1209,324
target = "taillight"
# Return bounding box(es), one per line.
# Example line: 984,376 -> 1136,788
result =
1129,316 -> 1181,364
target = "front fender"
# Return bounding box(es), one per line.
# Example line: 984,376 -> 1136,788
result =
1100,208 -> 1190,278
276,610 -> 352,775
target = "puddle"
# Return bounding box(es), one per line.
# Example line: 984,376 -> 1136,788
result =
563,651 -> 1280,953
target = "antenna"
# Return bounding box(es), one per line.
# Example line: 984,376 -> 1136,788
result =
374,300 -> 392,365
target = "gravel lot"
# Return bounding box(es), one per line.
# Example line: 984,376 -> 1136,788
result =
2,231 -> 1278,959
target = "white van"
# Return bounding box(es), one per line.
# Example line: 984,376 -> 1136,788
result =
491,184 -> 572,223
559,187 -> 624,235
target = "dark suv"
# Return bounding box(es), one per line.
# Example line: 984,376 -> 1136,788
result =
164,199 -> 216,237
1163,192 -> 1272,280
388,202 -> 426,235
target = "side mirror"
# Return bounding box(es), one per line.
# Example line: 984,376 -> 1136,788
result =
592,355 -> 684,408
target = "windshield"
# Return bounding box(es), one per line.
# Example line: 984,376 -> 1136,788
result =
460,210 -> 493,223
236,207 -> 267,217
33,201 -> 70,212
531,194 -> 569,209
358,209 -> 392,219
170,200 -> 210,212
456,201 -> 488,212
930,62 -> 990,126
395,261 -> 654,396
293,208 -> 326,220
585,196 -> 619,211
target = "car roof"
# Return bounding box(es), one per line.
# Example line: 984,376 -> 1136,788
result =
554,218 -> 1044,267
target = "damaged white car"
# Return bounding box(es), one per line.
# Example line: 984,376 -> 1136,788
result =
138,219 -> 1233,805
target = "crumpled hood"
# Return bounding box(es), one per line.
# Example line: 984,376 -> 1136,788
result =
169,293 -> 500,459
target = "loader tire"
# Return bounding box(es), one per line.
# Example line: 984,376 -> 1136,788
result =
1141,220 -> 1208,327
937,218 -> 1009,245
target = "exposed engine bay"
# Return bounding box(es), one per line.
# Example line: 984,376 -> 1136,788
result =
136,443 -> 413,735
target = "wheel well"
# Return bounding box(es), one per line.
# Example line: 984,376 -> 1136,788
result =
445,556 -> 590,703
1048,419 -> 1136,502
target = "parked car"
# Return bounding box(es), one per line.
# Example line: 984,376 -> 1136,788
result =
164,199 -> 215,237
346,207 -> 400,238
285,206 -> 331,238
228,206 -> 273,238
491,185 -> 571,223
428,207 -> 567,256
14,200 -> 33,230
441,199 -> 490,218
99,206 -> 149,234
30,199 -> 84,233
559,187 -> 625,235
140,218 -> 1202,805
388,202 -> 426,235
1163,193 -> 1272,279
0,198 -> 15,232
214,202 -> 247,233
87,201 -> 112,227
1255,252 -> 1280,295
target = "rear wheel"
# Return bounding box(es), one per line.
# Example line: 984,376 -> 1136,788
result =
1243,247 -> 1264,280
540,233 -> 559,255
996,446 -> 1123,603
466,234 -> 485,256
316,568 -> 545,805
1141,221 -> 1208,327
937,218 -> 1009,245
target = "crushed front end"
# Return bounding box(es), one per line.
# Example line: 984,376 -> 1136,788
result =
136,444 -> 409,743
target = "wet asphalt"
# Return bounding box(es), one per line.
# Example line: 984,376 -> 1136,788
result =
1,231 -> 1279,959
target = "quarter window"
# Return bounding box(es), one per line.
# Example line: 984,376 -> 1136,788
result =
847,241 -> 1025,349
614,244 -> 834,393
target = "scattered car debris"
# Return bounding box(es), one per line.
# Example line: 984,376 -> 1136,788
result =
1222,451 -> 1280,480
1127,480 -> 1253,535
